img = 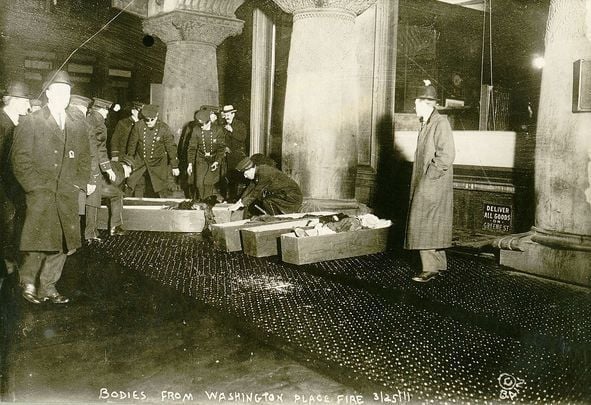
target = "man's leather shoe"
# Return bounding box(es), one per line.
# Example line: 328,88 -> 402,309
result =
22,284 -> 41,304
412,271 -> 439,283
41,293 -> 70,304
110,226 -> 127,236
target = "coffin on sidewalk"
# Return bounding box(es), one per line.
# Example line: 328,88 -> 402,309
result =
97,198 -> 205,233
280,225 -> 391,265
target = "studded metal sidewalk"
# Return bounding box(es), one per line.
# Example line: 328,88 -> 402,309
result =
91,231 -> 591,403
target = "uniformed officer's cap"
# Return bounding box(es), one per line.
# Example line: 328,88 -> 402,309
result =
132,101 -> 144,110
141,104 -> 159,119
69,94 -> 92,108
235,156 -> 254,172
92,97 -> 113,110
44,70 -> 72,88
196,109 -> 211,123
4,81 -> 30,99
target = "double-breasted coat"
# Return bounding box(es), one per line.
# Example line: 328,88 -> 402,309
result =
126,120 -> 178,194
404,109 -> 455,250
11,106 -> 91,252
187,125 -> 226,196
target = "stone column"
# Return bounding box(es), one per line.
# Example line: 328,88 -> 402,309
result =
500,0 -> 591,285
143,6 -> 244,138
272,0 -> 377,204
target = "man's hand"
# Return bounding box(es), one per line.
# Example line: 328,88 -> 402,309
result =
172,168 -> 180,177
211,161 -> 219,171
228,199 -> 244,212
187,163 -> 193,176
86,184 -> 97,196
106,169 -> 117,183
122,164 -> 132,178
224,124 -> 233,132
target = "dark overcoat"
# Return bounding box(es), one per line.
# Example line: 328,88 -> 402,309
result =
86,110 -> 112,207
11,106 -> 91,251
126,120 -> 178,193
223,118 -> 248,171
404,109 -> 455,250
241,164 -> 303,215
110,116 -> 135,159
187,125 -> 226,187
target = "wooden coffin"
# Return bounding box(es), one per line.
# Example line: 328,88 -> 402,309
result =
211,203 -> 245,224
241,222 -> 316,258
210,215 -> 326,252
280,226 -> 390,265
97,204 -> 205,233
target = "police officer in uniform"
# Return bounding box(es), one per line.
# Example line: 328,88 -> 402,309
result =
126,104 -> 179,198
229,155 -> 303,216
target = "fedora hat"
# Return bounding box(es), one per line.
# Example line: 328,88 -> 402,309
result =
221,104 -> 237,114
416,79 -> 437,101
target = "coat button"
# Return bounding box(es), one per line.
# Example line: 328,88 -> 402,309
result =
54,163 -> 58,167
54,150 -> 58,154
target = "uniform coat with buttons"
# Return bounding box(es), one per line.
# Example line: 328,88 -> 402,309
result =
126,120 -> 178,194
187,125 -> 226,198
404,109 -> 455,250
11,106 -> 91,251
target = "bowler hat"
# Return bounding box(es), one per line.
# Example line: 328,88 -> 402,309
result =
235,156 -> 254,172
222,104 -> 236,114
44,70 -> 72,88
69,94 -> 91,108
4,81 -> 30,98
416,80 -> 437,100
195,109 -> 211,123
92,97 -> 113,110
141,104 -> 159,118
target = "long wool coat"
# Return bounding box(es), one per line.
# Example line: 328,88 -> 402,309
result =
126,120 -> 178,193
11,106 -> 91,251
404,109 -> 455,250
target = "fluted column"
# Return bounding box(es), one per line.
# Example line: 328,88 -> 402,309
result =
500,0 -> 591,285
142,3 -> 244,137
272,0 -> 377,201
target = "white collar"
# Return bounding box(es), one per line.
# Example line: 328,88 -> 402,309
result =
47,104 -> 66,129
2,107 -> 20,126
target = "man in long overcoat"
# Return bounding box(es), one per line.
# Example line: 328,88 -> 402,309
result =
0,81 -> 30,283
11,70 -> 91,304
126,104 -> 179,197
220,104 -> 248,202
404,81 -> 455,283
110,101 -> 142,161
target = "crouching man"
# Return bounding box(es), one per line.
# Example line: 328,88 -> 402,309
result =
228,155 -> 303,216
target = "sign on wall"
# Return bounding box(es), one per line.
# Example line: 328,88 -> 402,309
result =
482,203 -> 512,233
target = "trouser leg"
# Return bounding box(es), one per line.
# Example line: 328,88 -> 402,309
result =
109,196 -> 123,229
19,251 -> 45,287
84,206 -> 99,240
419,249 -> 447,272
37,251 -> 67,297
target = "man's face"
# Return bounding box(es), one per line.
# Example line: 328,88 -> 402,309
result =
210,112 -> 218,123
145,115 -> 158,128
223,111 -> 235,123
46,83 -> 71,111
414,99 -> 432,117
243,167 -> 256,180
199,120 -> 211,130
13,97 -> 31,116
131,108 -> 139,119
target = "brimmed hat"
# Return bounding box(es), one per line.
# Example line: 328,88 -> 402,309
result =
141,104 -> 159,118
132,101 -> 144,110
195,109 -> 211,123
44,70 -> 72,88
69,94 -> 92,108
235,156 -> 255,172
92,97 -> 113,110
222,104 -> 236,114
4,81 -> 30,99
416,80 -> 437,101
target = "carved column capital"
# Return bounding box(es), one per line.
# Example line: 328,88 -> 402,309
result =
143,9 -> 244,45
272,0 -> 377,17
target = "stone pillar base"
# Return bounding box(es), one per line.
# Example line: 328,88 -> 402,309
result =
301,198 -> 370,216
499,237 -> 591,286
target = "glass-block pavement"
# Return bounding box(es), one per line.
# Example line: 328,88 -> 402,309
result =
90,231 -> 591,403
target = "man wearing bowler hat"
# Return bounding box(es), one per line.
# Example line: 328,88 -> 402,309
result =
11,70 -> 91,304
220,104 -> 248,202
0,81 -> 31,285
404,80 -> 455,283
126,104 -> 179,197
